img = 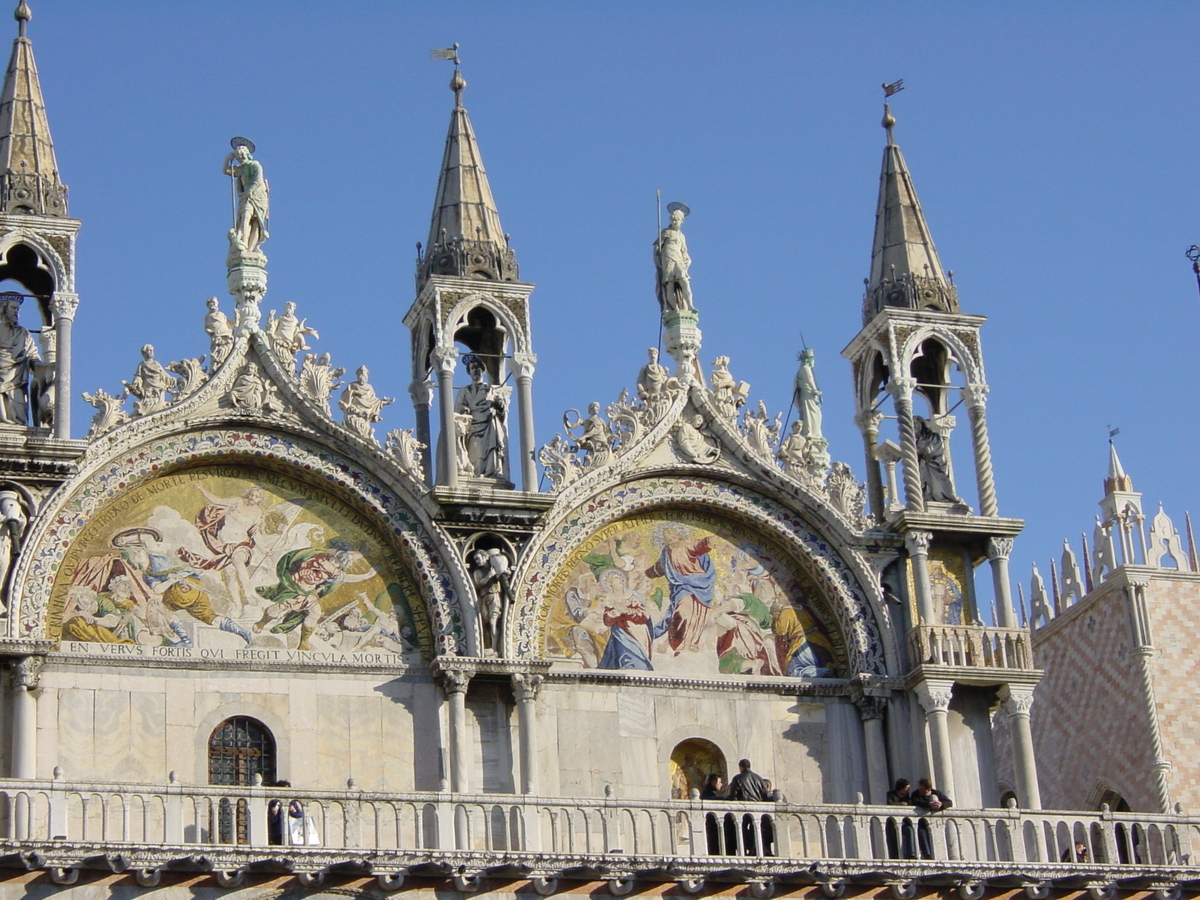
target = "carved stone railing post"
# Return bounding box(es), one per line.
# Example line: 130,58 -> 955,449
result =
850,678 -> 890,805
963,383 -> 997,517
998,685 -> 1041,810
247,773 -> 268,847
914,678 -> 956,801
432,348 -> 459,487
856,409 -> 886,522
513,351 -> 538,492
889,376 -> 924,512
409,378 -> 435,486
344,776 -> 363,848
50,291 -> 78,439
986,537 -> 1017,628
904,531 -> 936,625
164,771 -> 184,843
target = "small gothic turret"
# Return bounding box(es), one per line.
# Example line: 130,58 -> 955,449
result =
416,66 -> 517,290
862,103 -> 956,324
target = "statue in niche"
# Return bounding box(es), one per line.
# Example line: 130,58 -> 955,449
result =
223,137 -> 270,253
267,301 -> 319,358
339,365 -> 394,440
0,294 -> 40,427
297,353 -> 344,415
123,344 -> 178,416
204,297 -> 234,367
637,347 -> 675,420
0,489 -> 26,607
914,415 -> 961,503
469,546 -> 513,655
454,355 -> 509,479
793,348 -> 824,441
654,203 -> 694,313
229,364 -> 268,413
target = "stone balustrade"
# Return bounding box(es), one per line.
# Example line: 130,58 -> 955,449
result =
908,624 -> 1034,671
0,777 -> 1191,876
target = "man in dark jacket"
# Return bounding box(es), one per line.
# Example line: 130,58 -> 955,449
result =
728,759 -> 773,855
911,778 -> 952,858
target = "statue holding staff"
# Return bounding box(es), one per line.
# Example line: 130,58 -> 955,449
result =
654,202 -> 694,312
223,137 -> 270,253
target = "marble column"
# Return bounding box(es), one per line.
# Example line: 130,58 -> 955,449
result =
998,685 -> 1041,810
408,378 -> 435,486
850,684 -> 890,805
914,679 -> 956,799
856,409 -> 885,522
435,666 -> 473,794
511,673 -> 544,795
11,656 -> 42,841
50,292 -> 78,440
512,351 -> 538,493
432,347 -> 459,487
986,537 -> 1017,629
905,531 -> 936,624
963,384 -> 998,517
888,377 -> 925,513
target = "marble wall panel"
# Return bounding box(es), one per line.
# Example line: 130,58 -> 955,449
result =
54,688 -> 95,778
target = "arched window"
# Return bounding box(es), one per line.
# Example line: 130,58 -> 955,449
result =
208,717 -> 276,845
670,738 -> 726,800
208,716 -> 277,786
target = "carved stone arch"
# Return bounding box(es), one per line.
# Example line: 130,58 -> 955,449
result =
855,341 -> 891,411
442,291 -> 530,358
194,702 -> 291,786
0,230 -> 66,325
898,326 -> 982,387
510,474 -> 891,677
1087,779 -> 1132,812
12,427 -> 470,657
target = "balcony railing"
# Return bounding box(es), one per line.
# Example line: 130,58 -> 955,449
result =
908,624 -> 1035,671
0,775 -> 1192,882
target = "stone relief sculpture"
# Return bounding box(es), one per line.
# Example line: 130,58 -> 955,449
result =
266,301 -> 319,359
297,353 -> 344,416
673,413 -> 720,465
537,388 -> 652,489
223,137 -> 270,253
385,428 -> 426,481
637,347 -> 675,421
469,546 -> 513,656
204,297 -> 234,368
454,355 -> 509,479
0,294 -> 40,427
82,388 -> 128,438
914,415 -> 960,503
654,203 -> 694,313
228,364 -> 281,415
122,344 -> 178,417
339,365 -> 393,440
564,402 -> 613,469
167,356 -> 207,400
776,421 -> 812,478
741,400 -> 781,462
0,489 -> 27,609
709,356 -> 749,419
824,462 -> 871,530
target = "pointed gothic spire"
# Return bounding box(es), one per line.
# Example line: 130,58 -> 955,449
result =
862,103 -> 954,323
417,63 -> 516,288
1104,440 -> 1133,495
0,0 -> 67,216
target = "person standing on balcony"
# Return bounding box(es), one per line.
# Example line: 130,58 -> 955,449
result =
728,759 -> 772,856
886,778 -> 917,859
911,777 -> 952,859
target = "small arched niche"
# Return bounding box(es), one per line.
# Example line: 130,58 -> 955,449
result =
670,738 -> 726,800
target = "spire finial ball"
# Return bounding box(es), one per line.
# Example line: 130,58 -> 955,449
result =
450,69 -> 466,101
881,103 -> 896,131
13,0 -> 29,37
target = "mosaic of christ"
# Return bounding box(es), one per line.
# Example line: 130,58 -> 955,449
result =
544,511 -> 843,678
47,467 -> 427,657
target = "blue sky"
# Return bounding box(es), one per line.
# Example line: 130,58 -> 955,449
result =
20,1 -> 1200,604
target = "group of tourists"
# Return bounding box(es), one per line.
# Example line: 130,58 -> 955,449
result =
886,777 -> 953,859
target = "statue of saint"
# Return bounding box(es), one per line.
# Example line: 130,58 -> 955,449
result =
123,344 -> 177,417
204,297 -> 234,366
267,301 -> 319,358
223,138 -> 270,253
654,205 -> 694,312
793,348 -> 824,441
637,347 -> 674,420
454,355 -> 509,479
0,294 -> 40,427
469,547 -> 512,655
339,365 -> 394,439
914,415 -> 961,503
0,489 -> 26,605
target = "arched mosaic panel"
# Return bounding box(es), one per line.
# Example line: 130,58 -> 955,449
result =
44,466 -> 431,662
543,509 -> 844,678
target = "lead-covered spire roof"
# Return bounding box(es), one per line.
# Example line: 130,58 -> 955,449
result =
0,0 -> 67,216
862,103 -> 953,323
417,62 -> 516,288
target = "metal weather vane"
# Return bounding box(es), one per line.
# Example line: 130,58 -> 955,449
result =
1186,245 -> 1200,301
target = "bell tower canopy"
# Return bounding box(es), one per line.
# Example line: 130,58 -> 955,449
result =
863,104 -> 954,324
0,0 -> 67,217
417,65 -> 517,289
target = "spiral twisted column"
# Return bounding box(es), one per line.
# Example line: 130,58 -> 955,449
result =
856,408 -> 886,522
889,377 -> 924,512
964,383 -> 998,517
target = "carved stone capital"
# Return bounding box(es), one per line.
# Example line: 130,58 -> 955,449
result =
913,678 -> 953,713
855,408 -> 884,437
511,672 -> 545,704
512,351 -> 537,381
433,663 -> 475,696
1126,573 -> 1152,589
998,685 -> 1035,717
12,655 -> 44,690
904,530 -> 932,557
851,691 -> 888,721
963,383 -> 989,411
408,379 -> 434,407
50,291 -> 79,321
432,346 -> 459,376
888,376 -> 917,404
986,537 -> 1015,561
